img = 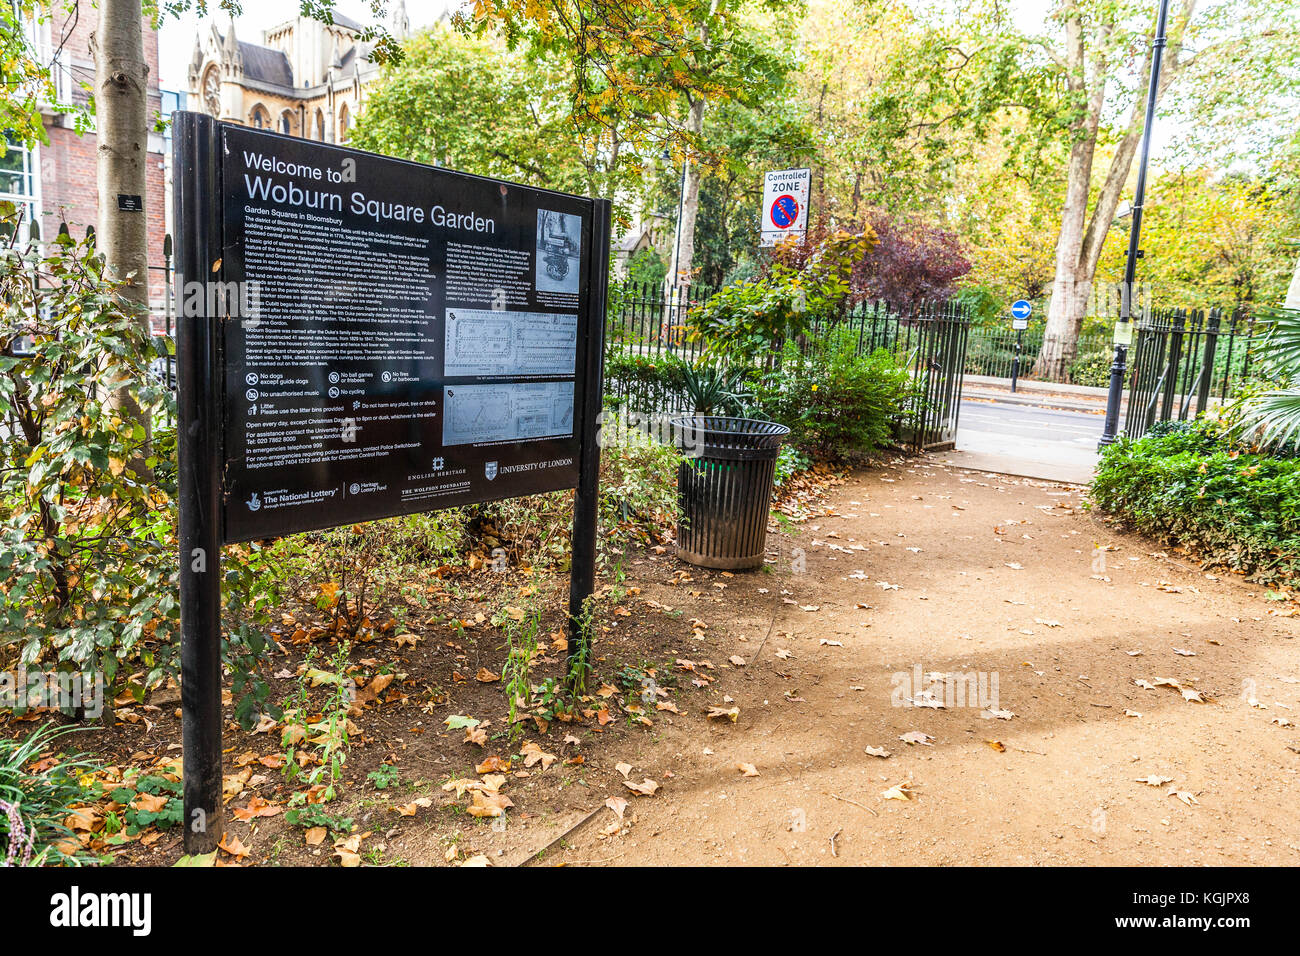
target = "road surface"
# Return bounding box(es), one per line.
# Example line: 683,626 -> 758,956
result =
949,398 -> 1103,484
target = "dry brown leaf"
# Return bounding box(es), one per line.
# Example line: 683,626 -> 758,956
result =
520,741 -> 557,770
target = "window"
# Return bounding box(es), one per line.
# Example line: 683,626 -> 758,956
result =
279,111 -> 293,135
201,66 -> 221,117
249,104 -> 270,129
314,108 -> 325,141
336,104 -> 350,143
0,139 -> 40,232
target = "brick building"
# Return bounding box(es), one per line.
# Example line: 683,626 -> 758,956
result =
10,8 -> 171,309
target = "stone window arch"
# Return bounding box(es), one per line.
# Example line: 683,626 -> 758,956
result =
249,104 -> 270,129
278,110 -> 293,135
314,107 -> 325,141
201,65 -> 221,117
336,103 -> 350,143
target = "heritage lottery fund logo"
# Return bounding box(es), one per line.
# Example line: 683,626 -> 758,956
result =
49,887 -> 152,936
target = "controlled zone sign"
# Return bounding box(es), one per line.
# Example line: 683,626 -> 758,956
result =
759,167 -> 811,247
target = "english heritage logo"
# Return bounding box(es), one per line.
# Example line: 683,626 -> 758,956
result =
484,461 -> 498,481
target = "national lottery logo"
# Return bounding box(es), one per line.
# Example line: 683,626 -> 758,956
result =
770,193 -> 799,229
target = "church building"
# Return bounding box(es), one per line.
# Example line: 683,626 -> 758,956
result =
187,4 -> 409,143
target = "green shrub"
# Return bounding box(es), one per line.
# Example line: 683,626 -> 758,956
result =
1,723 -> 104,866
0,218 -> 177,687
686,230 -> 874,366
603,348 -> 690,411
1090,419 -> 1300,588
1068,350 -> 1113,388
754,331 -> 911,459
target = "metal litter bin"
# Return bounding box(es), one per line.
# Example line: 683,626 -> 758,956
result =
672,416 -> 790,570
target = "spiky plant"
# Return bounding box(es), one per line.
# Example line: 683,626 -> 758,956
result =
1232,308 -> 1300,452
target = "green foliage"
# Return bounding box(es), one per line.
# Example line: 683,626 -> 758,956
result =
686,230 -> 875,366
603,348 -> 690,411
754,331 -> 911,459
679,362 -> 752,415
367,764 -> 400,790
0,723 -> 104,866
0,216 -> 177,687
109,774 -> 184,834
773,444 -> 812,487
1068,350 -> 1113,388
1230,308 -> 1300,452
350,26 -> 590,195
1090,419 -> 1300,589
596,426 -> 682,552
625,248 -> 668,287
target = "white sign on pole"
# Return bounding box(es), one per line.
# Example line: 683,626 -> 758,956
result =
759,167 -> 811,247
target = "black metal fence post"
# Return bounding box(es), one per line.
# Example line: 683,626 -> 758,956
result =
568,198 -> 611,692
174,112 -> 226,855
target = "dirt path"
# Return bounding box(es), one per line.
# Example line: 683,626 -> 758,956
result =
546,457 -> 1300,866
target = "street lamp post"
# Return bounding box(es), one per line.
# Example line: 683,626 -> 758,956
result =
1099,0 -> 1171,449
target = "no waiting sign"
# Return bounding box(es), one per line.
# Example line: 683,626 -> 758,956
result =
759,167 -> 811,247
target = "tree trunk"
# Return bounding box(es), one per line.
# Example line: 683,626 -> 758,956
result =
666,94 -> 707,289
1033,0 -> 1196,381
93,0 -> 152,467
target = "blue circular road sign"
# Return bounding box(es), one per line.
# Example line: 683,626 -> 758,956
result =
1011,300 -> 1032,320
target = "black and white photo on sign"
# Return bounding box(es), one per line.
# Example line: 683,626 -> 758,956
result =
535,208 -> 582,294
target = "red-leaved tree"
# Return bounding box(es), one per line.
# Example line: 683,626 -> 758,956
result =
767,213 -> 970,309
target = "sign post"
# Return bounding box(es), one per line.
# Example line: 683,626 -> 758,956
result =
173,112 -> 610,853
1010,299 -> 1032,393
759,167 -> 811,248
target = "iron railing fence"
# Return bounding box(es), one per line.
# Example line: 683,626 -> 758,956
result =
964,327 -> 1114,382
1123,307 -> 1260,439
604,281 -> 972,452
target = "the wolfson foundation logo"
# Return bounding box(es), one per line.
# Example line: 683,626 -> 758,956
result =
484,461 -> 498,480
1,669 -> 103,717
890,664 -> 999,710
49,887 -> 152,936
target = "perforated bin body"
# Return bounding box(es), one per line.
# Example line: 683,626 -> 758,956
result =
671,417 -> 790,570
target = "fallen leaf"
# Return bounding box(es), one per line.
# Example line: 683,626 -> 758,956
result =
624,778 -> 660,797
899,731 -> 934,746
735,762 -> 760,777
880,782 -> 916,801
520,741 -> 557,770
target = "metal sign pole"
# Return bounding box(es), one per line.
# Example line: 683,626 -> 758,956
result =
568,198 -> 611,692
1011,327 -> 1022,393
175,112 -> 226,854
